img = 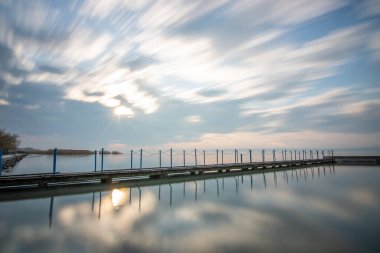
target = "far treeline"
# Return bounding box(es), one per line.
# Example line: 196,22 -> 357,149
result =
0,129 -> 20,153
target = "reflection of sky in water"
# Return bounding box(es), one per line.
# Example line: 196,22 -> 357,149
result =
0,165 -> 379,252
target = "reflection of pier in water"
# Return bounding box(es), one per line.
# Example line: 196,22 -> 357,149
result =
47,165 -> 335,226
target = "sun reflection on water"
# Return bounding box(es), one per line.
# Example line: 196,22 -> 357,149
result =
111,189 -> 127,209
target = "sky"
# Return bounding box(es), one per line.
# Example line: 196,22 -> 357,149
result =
0,0 -> 379,151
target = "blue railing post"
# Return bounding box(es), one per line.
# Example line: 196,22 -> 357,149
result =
0,149 -> 3,176
101,148 -> 104,172
94,150 -> 97,172
140,149 -> 143,169
131,150 -> 133,169
53,148 -> 57,175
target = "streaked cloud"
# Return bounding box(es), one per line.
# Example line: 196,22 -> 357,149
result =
0,0 -> 379,149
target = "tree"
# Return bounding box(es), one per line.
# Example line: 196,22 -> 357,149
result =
0,129 -> 20,152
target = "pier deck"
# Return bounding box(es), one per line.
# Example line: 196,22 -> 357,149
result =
0,158 -> 333,189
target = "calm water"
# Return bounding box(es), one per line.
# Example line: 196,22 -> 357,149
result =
0,165 -> 379,253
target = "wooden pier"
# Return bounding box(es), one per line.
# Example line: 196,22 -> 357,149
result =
0,158 -> 333,189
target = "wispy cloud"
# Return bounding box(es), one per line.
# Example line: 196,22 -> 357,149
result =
0,0 -> 379,149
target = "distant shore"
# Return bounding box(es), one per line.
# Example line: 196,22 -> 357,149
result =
19,148 -> 123,155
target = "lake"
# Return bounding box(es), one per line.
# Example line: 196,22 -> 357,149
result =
0,164 -> 379,253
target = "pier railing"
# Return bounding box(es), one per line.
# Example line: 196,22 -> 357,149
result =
0,148 -> 335,176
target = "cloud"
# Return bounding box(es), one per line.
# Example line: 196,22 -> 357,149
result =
0,0 -> 379,149
0,98 -> 9,105
357,0 -> 380,18
185,115 -> 202,123
161,131 -> 380,149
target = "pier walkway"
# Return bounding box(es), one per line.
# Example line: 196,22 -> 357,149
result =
0,158 -> 333,189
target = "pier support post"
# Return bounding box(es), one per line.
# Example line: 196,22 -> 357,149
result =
140,149 -> 143,169
273,150 -> 276,162
203,150 -> 206,165
262,149 -> 265,162
217,149 -> 219,164
183,150 -> 185,166
332,150 -> 334,158
222,150 -> 224,164
298,151 -> 301,160
53,148 -> 57,175
322,150 -> 324,159
285,150 -> 287,161
317,150 -> 319,159
0,149 -> 3,176
294,150 -> 297,160
101,148 -> 104,172
250,149 -> 252,163
101,177 -> 112,184
240,153 -> 243,163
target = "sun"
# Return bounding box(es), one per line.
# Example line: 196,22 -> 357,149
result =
113,106 -> 135,118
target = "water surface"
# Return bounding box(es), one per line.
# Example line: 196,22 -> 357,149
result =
0,165 -> 379,252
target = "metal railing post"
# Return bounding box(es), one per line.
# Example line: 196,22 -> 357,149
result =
170,148 -> 173,168
0,149 -> 3,176
101,148 -> 104,172
53,148 -> 57,175
94,150 -> 97,172
131,150 -> 133,169
159,150 -> 162,168
195,149 -> 197,166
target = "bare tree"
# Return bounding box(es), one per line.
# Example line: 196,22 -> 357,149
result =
0,129 -> 20,152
